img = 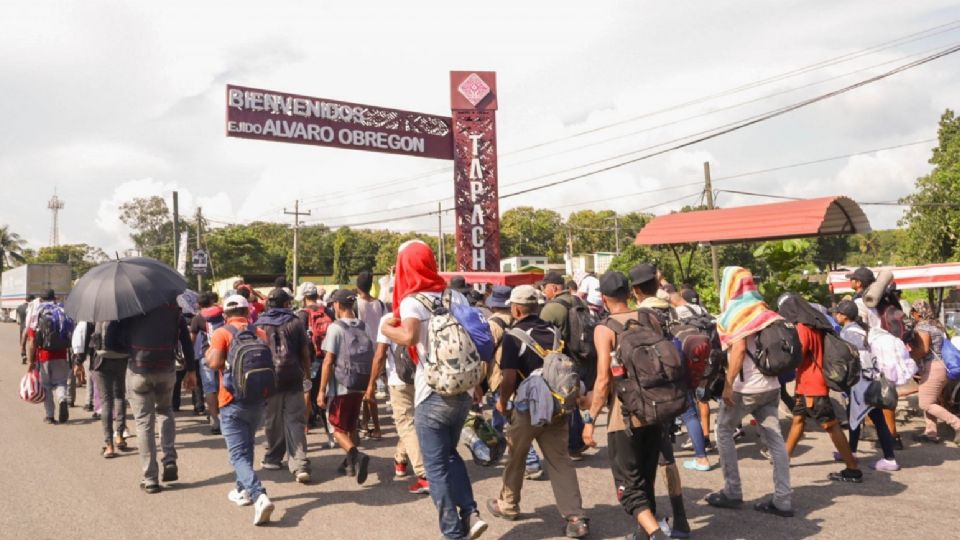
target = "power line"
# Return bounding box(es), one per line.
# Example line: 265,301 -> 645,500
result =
717,189 -> 960,208
271,20 -> 960,213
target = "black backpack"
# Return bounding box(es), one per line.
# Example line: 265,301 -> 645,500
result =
747,320 -> 803,377
605,309 -> 687,426
93,320 -> 129,359
259,319 -> 304,393
223,326 -> 276,403
553,296 -> 598,365
822,330 -> 862,392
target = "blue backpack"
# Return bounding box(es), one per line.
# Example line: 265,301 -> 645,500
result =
222,326 -> 276,404
942,337 -> 960,381
36,303 -> 74,352
448,292 -> 495,361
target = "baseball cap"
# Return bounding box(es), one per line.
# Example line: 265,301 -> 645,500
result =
833,300 -> 859,321
328,288 -> 357,305
629,263 -> 657,286
542,271 -> 565,286
599,271 -> 629,298
449,275 -> 469,291
268,287 -> 292,305
486,285 -> 512,309
224,295 -> 249,310
845,267 -> 875,284
507,285 -> 539,305
300,282 -> 319,298
681,288 -> 701,305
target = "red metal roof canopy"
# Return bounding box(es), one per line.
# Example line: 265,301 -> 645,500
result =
634,196 -> 871,246
440,271 -> 543,286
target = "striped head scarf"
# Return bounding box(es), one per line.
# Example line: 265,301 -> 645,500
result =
717,266 -> 782,350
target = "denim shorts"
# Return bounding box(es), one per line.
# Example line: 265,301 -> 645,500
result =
200,364 -> 220,394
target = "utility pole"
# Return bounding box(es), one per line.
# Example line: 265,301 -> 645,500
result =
284,200 -> 311,291
437,202 -> 445,272
704,161 -> 720,289
614,215 -> 622,253
172,191 -> 180,272
195,207 -> 203,291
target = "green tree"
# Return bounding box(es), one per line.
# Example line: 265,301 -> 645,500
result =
204,225 -> 274,278
567,209 -> 618,254
753,239 -> 828,305
1,224 -> 27,276
899,109 -> 960,263
119,196 -> 175,264
499,207 -> 565,261
30,244 -> 108,280
811,235 -> 851,271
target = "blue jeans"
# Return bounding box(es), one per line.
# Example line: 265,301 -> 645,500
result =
416,392 -> 476,540
220,401 -> 266,500
680,393 -> 707,458
568,408 -> 585,452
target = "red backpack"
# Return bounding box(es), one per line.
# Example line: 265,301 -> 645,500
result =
305,306 -> 333,354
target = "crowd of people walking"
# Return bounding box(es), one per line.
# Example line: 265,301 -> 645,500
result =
15,243 -> 960,539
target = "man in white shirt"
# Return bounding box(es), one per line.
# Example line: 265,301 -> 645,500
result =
370,312 -> 429,495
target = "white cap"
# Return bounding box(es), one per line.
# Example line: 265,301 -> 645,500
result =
224,295 -> 249,310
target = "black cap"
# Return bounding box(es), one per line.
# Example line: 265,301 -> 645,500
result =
845,267 -> 875,284
681,288 -> 700,305
542,271 -> 565,286
267,287 -> 292,306
449,275 -> 468,291
599,271 -> 629,298
41,289 -> 56,301
629,263 -> 657,286
328,288 -> 357,305
833,300 -> 859,321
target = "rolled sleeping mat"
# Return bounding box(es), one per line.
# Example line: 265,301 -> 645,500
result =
863,269 -> 894,308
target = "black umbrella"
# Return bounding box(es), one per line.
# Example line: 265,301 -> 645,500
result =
64,257 -> 188,322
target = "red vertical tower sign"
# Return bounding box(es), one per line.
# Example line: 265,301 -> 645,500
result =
450,71 -> 500,272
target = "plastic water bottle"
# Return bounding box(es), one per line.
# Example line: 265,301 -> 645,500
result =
460,425 -> 491,463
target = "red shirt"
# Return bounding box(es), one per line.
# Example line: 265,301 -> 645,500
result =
794,323 -> 828,397
27,328 -> 68,362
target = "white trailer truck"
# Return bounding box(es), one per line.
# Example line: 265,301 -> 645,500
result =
0,264 -> 72,322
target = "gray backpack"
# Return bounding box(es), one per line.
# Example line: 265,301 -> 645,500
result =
506,327 -> 581,413
332,320 -> 374,392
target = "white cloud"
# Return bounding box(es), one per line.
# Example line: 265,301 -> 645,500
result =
1,0 -> 958,255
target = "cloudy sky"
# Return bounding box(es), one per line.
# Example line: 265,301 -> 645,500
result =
1,0 -> 958,255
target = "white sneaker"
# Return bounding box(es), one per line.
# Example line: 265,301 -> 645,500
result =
253,493 -> 274,526
295,470 -> 311,484
227,488 -> 252,507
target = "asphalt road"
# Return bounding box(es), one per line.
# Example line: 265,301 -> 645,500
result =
1,322 -> 958,539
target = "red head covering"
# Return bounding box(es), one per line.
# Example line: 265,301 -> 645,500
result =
392,240 -> 447,319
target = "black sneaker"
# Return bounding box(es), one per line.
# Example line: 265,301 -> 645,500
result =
140,481 -> 162,494
828,468 -> 863,483
58,401 -> 69,423
210,426 -> 221,436
162,463 -> 179,482
356,452 -> 371,485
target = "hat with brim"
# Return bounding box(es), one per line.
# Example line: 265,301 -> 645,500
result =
507,285 -> 539,306
486,285 -> 512,309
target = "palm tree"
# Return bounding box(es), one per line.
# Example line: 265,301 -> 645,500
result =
1,225 -> 27,276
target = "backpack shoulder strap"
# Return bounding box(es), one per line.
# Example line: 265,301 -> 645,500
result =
411,292 -> 439,314
490,317 -> 508,330
507,328 -> 547,359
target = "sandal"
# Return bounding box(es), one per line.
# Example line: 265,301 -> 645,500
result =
102,446 -> 117,459
705,491 -> 743,509
368,428 -> 382,441
115,437 -> 129,451
754,500 -> 794,518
